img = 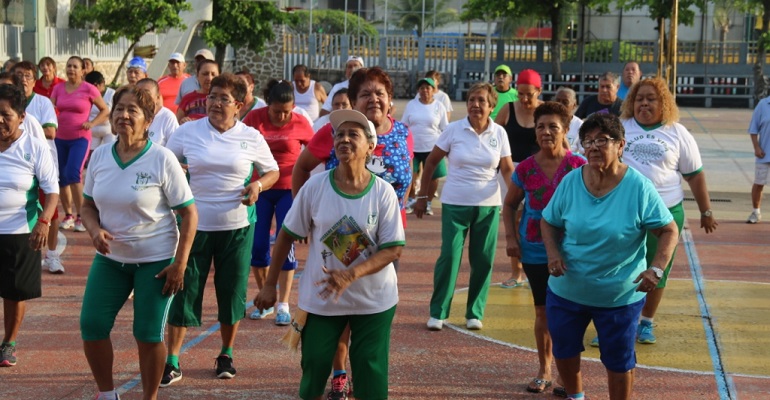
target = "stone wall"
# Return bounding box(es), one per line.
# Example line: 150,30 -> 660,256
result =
234,25 -> 285,95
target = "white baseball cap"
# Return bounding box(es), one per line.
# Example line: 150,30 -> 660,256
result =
329,109 -> 377,147
168,52 -> 185,63
346,56 -> 365,68
194,49 -> 215,61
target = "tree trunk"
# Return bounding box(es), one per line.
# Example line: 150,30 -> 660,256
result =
754,1 -> 770,102
718,26 -> 728,64
550,6 -> 562,80
111,40 -> 138,87
215,44 -> 227,72
657,17 -> 665,78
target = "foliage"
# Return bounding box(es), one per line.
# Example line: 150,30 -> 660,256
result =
459,0 -> 518,22
70,0 -> 190,85
563,40 -> 647,62
380,0 -> 459,37
617,0 -> 706,27
201,0 -> 286,64
286,9 -> 378,36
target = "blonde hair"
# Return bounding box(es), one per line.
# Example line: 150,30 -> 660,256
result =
620,77 -> 679,125
467,82 -> 497,109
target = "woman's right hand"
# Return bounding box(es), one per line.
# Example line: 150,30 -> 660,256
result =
254,286 -> 277,313
413,198 -> 428,219
90,229 -> 114,254
547,257 -> 566,277
505,236 -> 521,258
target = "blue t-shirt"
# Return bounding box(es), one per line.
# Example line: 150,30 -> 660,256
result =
542,166 -> 673,308
748,96 -> 770,163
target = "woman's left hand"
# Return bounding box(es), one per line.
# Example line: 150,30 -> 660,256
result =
701,214 -> 718,234
240,182 -> 261,206
547,257 -> 566,277
316,266 -> 356,302
156,260 -> 186,296
633,270 -> 660,293
28,222 -> 49,251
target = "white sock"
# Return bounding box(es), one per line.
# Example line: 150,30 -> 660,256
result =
640,316 -> 653,324
46,249 -> 59,259
97,390 -> 117,400
277,302 -> 290,313
754,208 -> 761,214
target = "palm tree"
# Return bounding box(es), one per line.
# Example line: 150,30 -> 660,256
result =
383,0 -> 458,37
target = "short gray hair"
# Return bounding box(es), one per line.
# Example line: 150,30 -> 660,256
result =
599,71 -> 619,85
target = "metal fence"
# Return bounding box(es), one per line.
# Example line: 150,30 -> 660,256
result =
44,27 -> 163,61
1,25 -> 23,58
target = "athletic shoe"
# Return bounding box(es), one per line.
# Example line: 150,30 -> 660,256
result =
275,309 -> 291,326
637,320 -> 656,344
405,197 -> 417,209
425,202 -> 433,215
60,215 -> 75,230
747,211 -> 761,224
426,317 -> 443,331
47,256 -> 65,274
249,306 -> 274,320
74,217 -> 86,232
405,205 -> 414,214
0,343 -> 17,367
215,355 -> 236,379
327,373 -> 349,400
94,392 -> 121,399
466,318 -> 483,330
159,363 -> 182,387
589,336 -> 599,347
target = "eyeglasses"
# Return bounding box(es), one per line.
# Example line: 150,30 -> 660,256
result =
206,95 -> 235,105
16,74 -> 35,81
581,137 -> 615,149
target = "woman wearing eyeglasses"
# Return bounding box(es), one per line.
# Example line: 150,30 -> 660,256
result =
176,60 -> 219,124
163,73 -> 279,385
541,113 -> 678,400
242,79 -> 314,324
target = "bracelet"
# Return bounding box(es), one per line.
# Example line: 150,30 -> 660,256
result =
37,217 -> 51,227
257,180 -> 263,192
415,196 -> 429,200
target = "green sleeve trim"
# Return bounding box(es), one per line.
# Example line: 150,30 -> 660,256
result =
171,198 -> 195,210
282,225 -> 305,240
681,166 -> 703,177
41,123 -> 57,129
83,193 -> 93,200
379,241 -> 406,249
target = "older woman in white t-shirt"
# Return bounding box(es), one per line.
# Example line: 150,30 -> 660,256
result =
414,82 -> 514,331
255,109 -> 405,400
401,77 -> 448,215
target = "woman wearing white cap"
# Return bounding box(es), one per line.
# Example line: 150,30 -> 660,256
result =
256,109 -> 404,400
319,56 -> 364,118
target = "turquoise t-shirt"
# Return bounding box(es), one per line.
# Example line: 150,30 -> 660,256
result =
542,166 -> 673,308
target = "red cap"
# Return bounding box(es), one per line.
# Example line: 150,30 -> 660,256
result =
516,69 -> 541,88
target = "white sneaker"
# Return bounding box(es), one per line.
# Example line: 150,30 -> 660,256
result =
425,202 -> 433,215
426,317 -> 444,331
47,256 -> 65,274
466,319 -> 483,330
747,211 -> 761,224
74,218 -> 86,232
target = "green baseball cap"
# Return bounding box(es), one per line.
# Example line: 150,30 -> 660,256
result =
417,77 -> 436,88
495,65 -> 512,75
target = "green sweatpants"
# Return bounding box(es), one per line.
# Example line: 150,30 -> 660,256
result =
429,204 -> 499,320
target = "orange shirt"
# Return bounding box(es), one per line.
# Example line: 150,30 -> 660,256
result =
158,73 -> 189,113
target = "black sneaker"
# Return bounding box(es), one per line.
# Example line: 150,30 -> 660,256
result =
327,373 -> 349,400
215,355 -> 236,379
159,363 -> 182,387
0,343 -> 17,367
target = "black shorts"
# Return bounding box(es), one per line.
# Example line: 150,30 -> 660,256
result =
0,233 -> 42,301
523,263 -> 549,306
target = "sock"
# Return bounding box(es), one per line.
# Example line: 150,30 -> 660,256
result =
2,341 -> 16,346
97,390 -> 117,399
220,346 -> 233,358
277,302 -> 289,313
333,369 -> 346,377
568,393 -> 585,399
46,249 -> 59,259
640,316 -> 653,324
166,355 -> 179,369
754,208 -> 761,214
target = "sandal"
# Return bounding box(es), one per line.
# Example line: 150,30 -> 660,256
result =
552,386 -> 568,398
526,378 -> 552,393
501,277 -> 524,288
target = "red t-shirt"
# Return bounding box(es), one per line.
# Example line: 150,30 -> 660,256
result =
178,91 -> 208,121
243,107 -> 314,190
158,74 -> 189,113
33,77 -> 65,98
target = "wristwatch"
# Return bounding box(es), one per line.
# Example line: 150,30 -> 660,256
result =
649,266 -> 664,279
701,209 -> 713,218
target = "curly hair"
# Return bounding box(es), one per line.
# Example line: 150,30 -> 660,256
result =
620,76 -> 679,125
534,101 -> 571,131
347,67 -> 394,104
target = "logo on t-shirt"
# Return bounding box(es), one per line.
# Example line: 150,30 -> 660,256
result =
132,171 -> 152,191
489,138 -> 499,148
24,153 -> 31,161
240,141 -> 248,149
320,215 -> 373,267
625,134 -> 668,165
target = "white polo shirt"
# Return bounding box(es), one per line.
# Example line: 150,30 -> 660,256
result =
400,99 -> 448,152
84,142 -> 194,263
0,132 -> 59,234
148,107 -> 179,147
435,118 -> 512,206
284,170 -> 405,316
622,118 -> 703,207
166,118 -> 279,231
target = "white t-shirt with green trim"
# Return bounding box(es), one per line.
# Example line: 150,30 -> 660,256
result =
622,119 -> 703,207
148,107 -> 179,147
0,132 -> 59,234
165,118 -> 279,231
84,141 -> 194,263
25,93 -> 58,164
283,170 -> 405,316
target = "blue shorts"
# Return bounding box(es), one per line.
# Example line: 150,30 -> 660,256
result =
546,288 -> 644,373
251,189 -> 296,270
55,137 -> 91,186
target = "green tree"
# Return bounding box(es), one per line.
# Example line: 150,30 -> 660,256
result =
286,9 -> 379,36
70,0 -> 191,86
201,0 -> 286,66
383,0 -> 459,37
750,0 -> 770,101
